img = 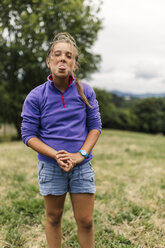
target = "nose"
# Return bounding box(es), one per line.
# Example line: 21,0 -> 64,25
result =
60,53 -> 66,61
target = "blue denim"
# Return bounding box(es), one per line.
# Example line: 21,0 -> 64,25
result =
38,160 -> 96,196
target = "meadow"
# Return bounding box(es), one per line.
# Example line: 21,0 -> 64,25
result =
0,129 -> 165,248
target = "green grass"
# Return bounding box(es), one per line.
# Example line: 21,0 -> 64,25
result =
0,130 -> 165,247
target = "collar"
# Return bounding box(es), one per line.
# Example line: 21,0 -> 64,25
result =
47,74 -> 74,86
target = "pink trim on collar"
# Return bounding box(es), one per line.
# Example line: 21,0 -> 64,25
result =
48,74 -> 74,85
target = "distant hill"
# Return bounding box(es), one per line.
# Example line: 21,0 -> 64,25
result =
111,90 -> 165,99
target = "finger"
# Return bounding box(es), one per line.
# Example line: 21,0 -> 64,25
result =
56,154 -> 69,159
58,156 -> 71,161
68,158 -> 76,166
67,160 -> 72,167
56,150 -> 67,155
61,163 -> 69,168
57,160 -> 68,168
67,160 -> 76,169
61,163 -> 72,172
62,167 -> 71,172
56,152 -> 69,159
59,158 -> 74,168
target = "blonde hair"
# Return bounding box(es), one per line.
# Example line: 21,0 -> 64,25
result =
47,32 -> 92,108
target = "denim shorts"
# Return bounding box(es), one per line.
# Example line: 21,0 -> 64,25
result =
37,160 -> 96,195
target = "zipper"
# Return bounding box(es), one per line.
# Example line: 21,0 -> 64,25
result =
60,77 -> 73,108
61,93 -> 65,108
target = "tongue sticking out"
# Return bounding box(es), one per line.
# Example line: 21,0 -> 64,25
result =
59,65 -> 66,70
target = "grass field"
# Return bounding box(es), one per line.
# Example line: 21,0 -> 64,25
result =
0,129 -> 165,248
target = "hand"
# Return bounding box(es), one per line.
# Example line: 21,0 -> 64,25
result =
56,156 -> 74,172
56,150 -> 85,167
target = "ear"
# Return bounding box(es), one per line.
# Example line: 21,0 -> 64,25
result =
46,58 -> 50,68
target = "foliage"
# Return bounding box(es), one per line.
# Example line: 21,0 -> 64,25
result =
0,0 -> 102,138
131,97 -> 165,134
111,93 -> 136,108
94,88 -> 113,127
94,88 -> 138,131
95,88 -> 165,135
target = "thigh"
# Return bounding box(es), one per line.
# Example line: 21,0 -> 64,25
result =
44,194 -> 66,215
70,193 -> 94,220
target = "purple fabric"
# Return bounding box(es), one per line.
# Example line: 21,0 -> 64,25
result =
21,75 -> 102,165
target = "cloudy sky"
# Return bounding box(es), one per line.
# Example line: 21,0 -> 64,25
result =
90,0 -> 165,94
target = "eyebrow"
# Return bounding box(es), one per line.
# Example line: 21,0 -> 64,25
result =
53,50 -> 73,54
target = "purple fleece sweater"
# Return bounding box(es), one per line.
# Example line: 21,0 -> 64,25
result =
21,75 -> 102,165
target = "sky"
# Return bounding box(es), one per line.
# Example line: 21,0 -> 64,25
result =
90,0 -> 165,94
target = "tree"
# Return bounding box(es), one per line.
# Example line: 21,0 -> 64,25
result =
131,98 -> 165,134
94,88 -> 114,127
94,88 -> 137,131
0,0 -> 102,138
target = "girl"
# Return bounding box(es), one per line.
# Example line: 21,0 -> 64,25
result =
21,32 -> 102,248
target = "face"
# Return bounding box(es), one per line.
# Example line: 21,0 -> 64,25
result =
46,41 -> 78,81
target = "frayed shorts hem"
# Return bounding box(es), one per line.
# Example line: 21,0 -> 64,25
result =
40,190 -> 96,196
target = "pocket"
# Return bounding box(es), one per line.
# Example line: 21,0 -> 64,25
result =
38,161 -> 44,176
89,162 -> 94,172
39,174 -> 54,183
38,161 -> 54,183
80,162 -> 95,182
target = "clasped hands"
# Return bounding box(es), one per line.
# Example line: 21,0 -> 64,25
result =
55,150 -> 85,172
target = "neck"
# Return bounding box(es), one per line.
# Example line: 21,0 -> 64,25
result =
52,75 -> 70,92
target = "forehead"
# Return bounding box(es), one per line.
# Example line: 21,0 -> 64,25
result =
52,41 -> 77,54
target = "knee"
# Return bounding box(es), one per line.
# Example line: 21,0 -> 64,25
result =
76,216 -> 94,230
46,209 -> 63,227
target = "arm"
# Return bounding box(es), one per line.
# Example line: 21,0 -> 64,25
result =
56,129 -> 100,165
27,137 -> 57,159
80,129 -> 100,154
27,137 -> 73,171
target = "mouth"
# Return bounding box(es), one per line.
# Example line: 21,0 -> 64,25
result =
58,65 -> 66,70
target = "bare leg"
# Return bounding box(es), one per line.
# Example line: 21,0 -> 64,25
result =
44,194 -> 66,248
70,193 -> 95,248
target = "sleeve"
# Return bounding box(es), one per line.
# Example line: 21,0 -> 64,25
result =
21,89 -> 41,146
85,85 -> 102,133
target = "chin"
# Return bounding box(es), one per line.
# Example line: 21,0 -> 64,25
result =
56,74 -> 69,79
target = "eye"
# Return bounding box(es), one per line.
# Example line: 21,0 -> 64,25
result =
51,51 -> 61,57
54,52 -> 61,56
66,53 -> 72,59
